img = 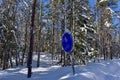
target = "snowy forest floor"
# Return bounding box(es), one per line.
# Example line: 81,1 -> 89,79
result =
0,53 -> 120,80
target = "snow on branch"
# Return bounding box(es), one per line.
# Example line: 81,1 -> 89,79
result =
106,7 -> 114,15
11,30 -> 19,46
82,6 -> 88,11
99,0 -> 108,3
117,15 -> 120,19
22,0 -> 29,7
81,14 -> 90,20
105,21 -> 111,27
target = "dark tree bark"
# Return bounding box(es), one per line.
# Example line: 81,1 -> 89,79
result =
27,0 -> 37,78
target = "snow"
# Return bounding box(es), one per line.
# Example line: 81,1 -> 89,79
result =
106,7 -> 114,15
99,0 -> 108,3
0,53 -> 120,80
82,6 -> 88,11
0,9 -> 5,14
84,24 -> 87,35
64,29 -> 71,34
81,14 -> 90,20
2,24 -> 7,30
105,21 -> 111,27
11,30 -> 20,51
117,15 -> 120,19
22,0 -> 29,7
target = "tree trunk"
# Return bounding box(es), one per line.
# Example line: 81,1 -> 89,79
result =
15,50 -> 18,66
27,0 -> 37,78
37,0 -> 42,67
61,0 -> 65,66
8,49 -> 13,68
3,47 -> 8,70
37,29 -> 42,67
22,26 -> 28,65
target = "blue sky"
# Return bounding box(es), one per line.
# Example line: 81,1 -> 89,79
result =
117,0 -> 120,10
0,0 -> 1,3
43,0 -> 49,4
89,0 -> 95,8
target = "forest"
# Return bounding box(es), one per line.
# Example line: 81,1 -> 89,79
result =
0,0 -> 120,77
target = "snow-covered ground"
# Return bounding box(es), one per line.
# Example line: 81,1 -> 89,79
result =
0,53 -> 120,80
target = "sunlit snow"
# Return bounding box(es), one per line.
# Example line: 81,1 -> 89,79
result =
0,53 -> 120,80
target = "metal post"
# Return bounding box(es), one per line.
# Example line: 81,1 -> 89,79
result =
70,54 -> 75,75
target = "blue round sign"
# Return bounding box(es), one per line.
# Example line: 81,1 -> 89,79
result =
62,32 -> 73,53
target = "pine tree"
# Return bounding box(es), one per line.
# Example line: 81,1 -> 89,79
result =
0,0 -> 21,69
96,0 -> 118,60
71,0 -> 95,64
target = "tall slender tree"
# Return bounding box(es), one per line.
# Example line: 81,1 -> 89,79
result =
27,0 -> 37,78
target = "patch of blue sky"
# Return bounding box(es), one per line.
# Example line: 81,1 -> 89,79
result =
0,0 -> 2,4
117,0 -> 120,10
42,0 -> 49,5
112,0 -> 120,28
89,0 -> 95,8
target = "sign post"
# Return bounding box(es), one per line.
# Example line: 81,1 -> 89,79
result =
62,31 -> 75,75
